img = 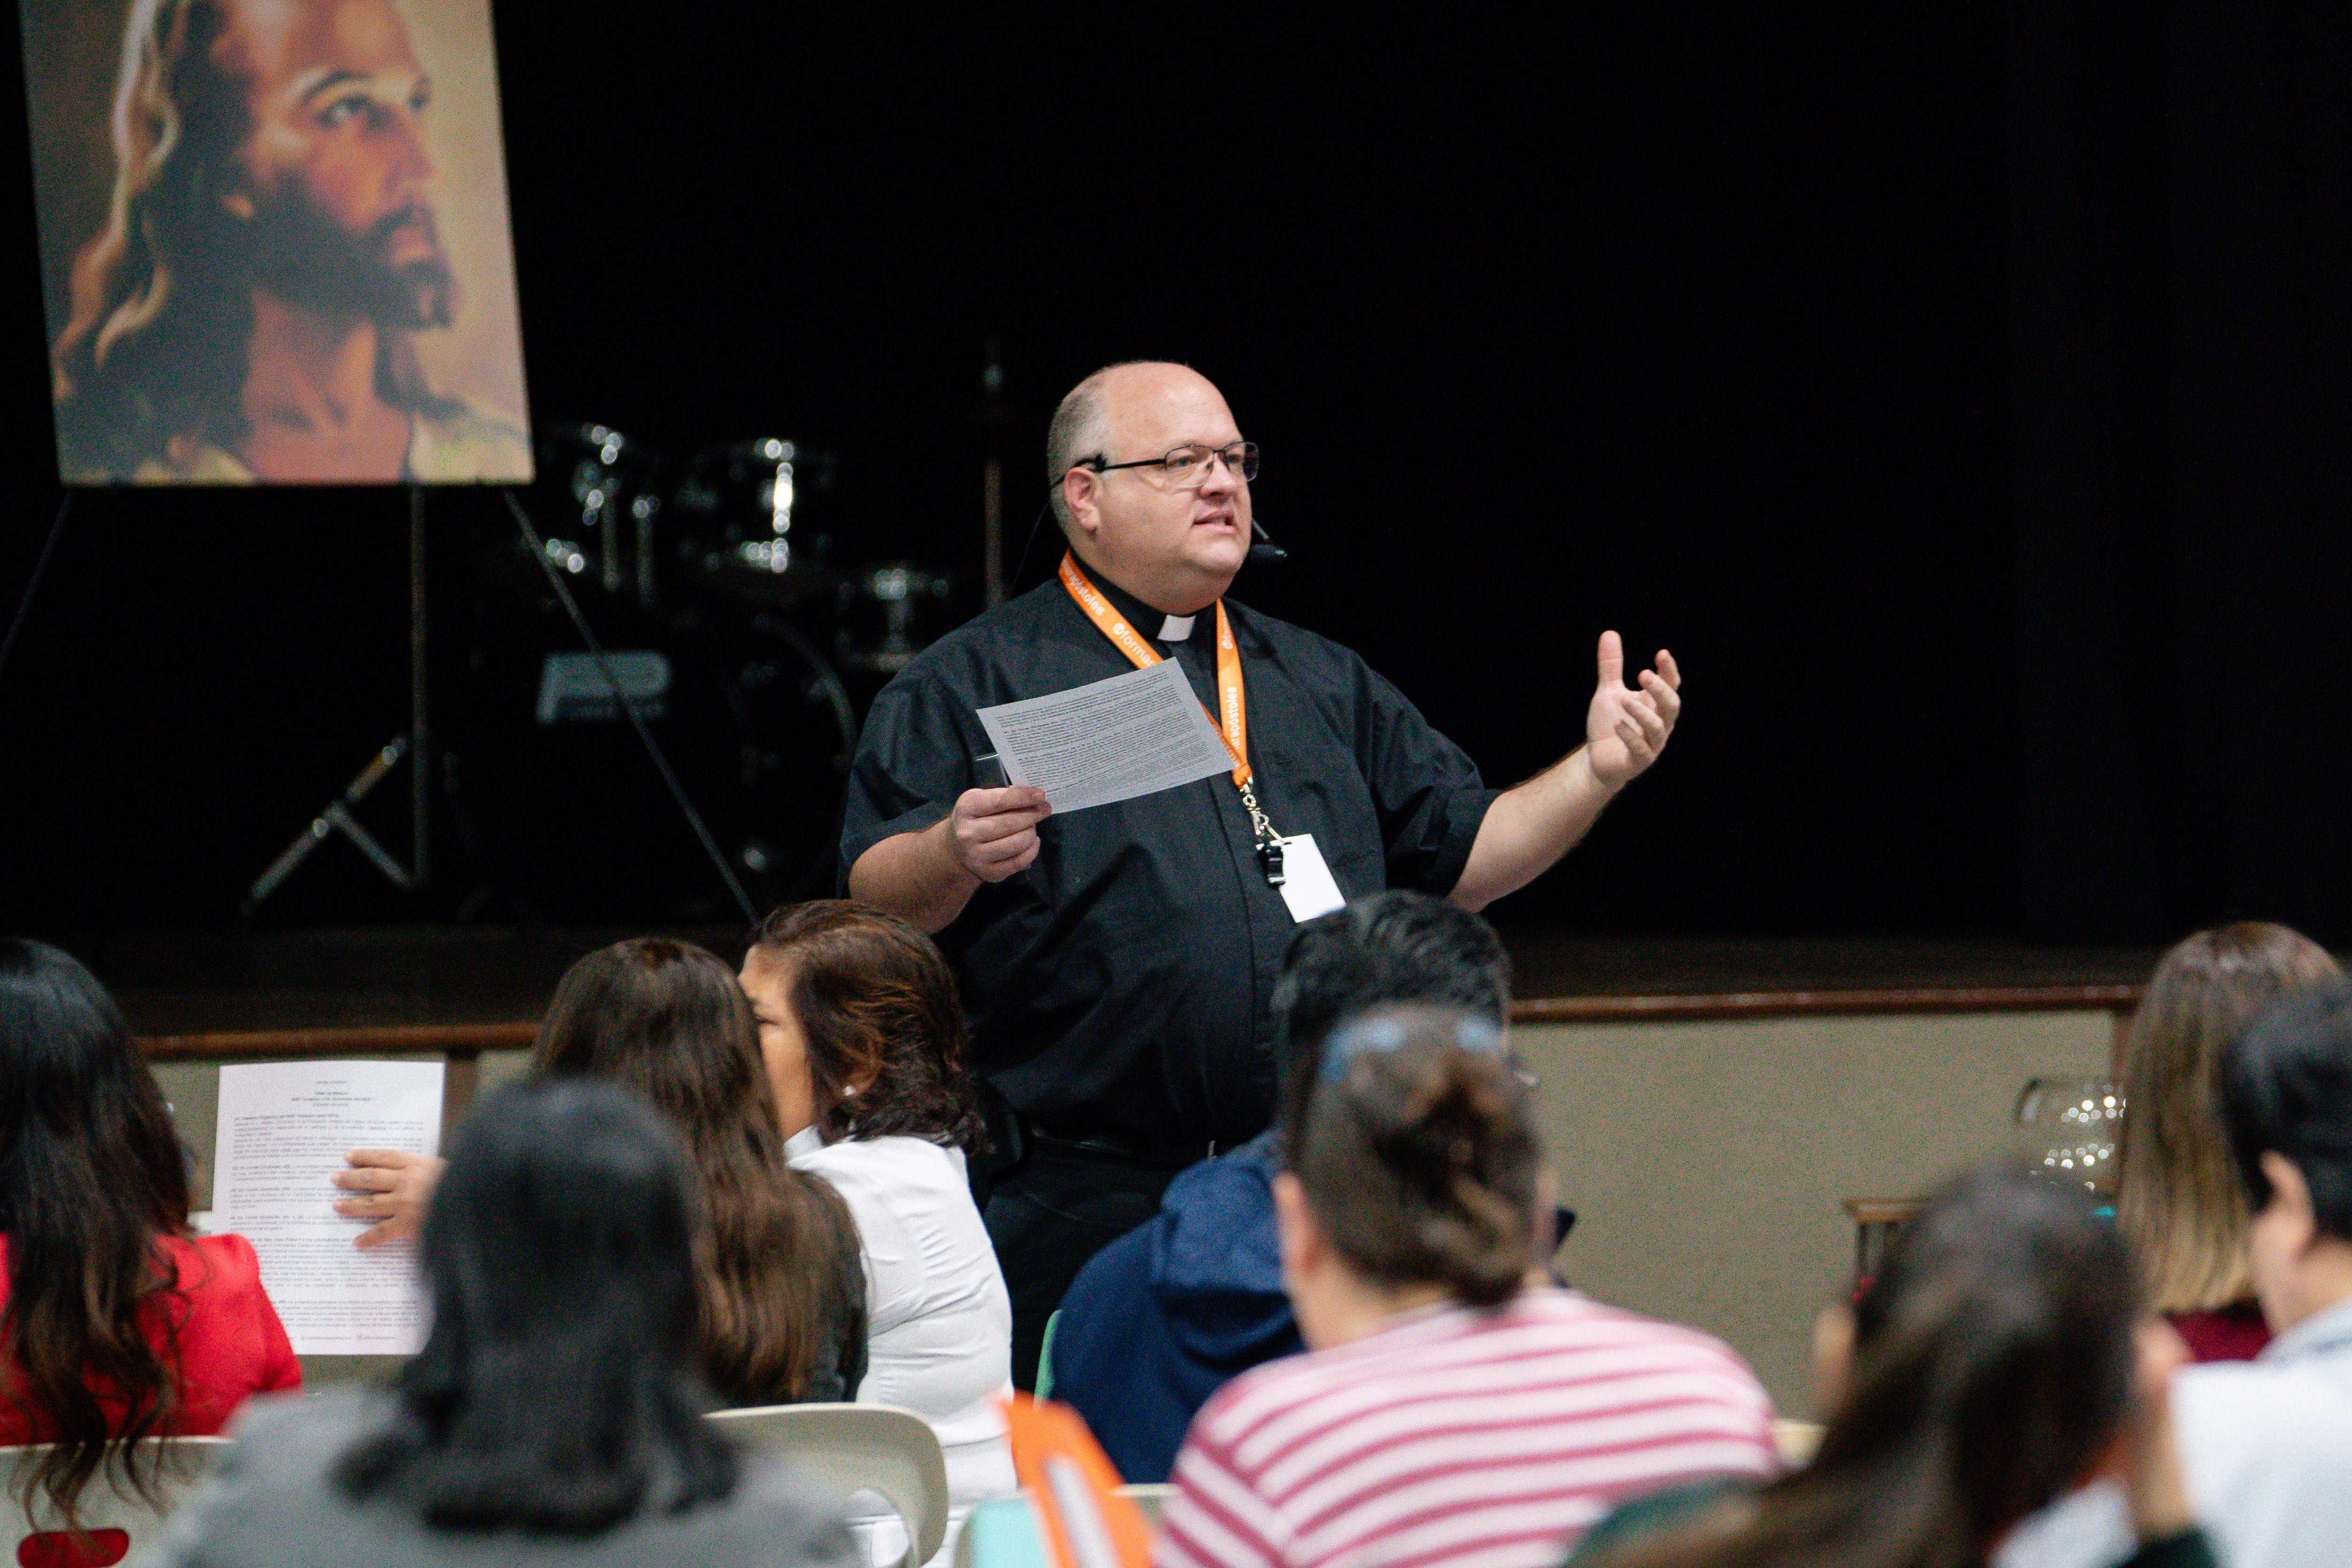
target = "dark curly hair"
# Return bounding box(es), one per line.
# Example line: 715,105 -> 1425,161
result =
750,901 -> 987,1153
1272,891 -> 1511,1137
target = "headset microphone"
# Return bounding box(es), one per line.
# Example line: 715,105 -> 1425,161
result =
1015,508 -> 1291,587
1248,519 -> 1291,565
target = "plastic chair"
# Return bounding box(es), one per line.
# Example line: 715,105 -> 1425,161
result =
952,1488 -> 1169,1568
952,1494 -> 1046,1568
0,1437 -> 229,1567
708,1403 -> 949,1568
1772,1419 -> 1824,1468
1115,1483 -> 1174,1528
1033,1310 -> 1063,1402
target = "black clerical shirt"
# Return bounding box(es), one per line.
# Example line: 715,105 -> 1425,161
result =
840,565 -> 1499,1148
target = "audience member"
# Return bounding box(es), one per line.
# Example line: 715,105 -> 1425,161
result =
0,938 -> 298,1520
1579,1163 -> 2210,1568
2116,922 -> 2339,1361
1048,890 -> 1511,1483
742,901 -> 1016,1549
2162,977 -> 2352,1562
336,938 -> 868,1405
1155,1005 -> 1776,1568
145,1079 -> 857,1567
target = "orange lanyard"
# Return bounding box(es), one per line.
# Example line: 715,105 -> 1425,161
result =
1058,551 -> 1250,786
1058,552 -> 1289,882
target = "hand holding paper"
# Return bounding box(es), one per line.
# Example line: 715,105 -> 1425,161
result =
332,1148 -> 447,1249
976,660 -> 1235,814
215,1060 -> 442,1355
944,785 -> 1054,881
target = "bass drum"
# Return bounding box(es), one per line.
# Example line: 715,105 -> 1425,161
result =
444,565 -> 857,923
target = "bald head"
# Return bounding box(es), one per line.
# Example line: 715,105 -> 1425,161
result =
1044,368 -> 1119,531
1046,362 -> 1234,529
1045,361 -> 1252,615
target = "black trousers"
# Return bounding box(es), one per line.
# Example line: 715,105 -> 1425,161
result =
983,1141 -> 1182,1392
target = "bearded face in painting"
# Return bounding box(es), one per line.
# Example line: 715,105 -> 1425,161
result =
52,0 -> 461,478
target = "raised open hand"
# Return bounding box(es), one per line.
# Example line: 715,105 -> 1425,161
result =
1585,630 -> 1682,790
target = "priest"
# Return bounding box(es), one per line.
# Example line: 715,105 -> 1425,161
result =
839,361 -> 1681,1385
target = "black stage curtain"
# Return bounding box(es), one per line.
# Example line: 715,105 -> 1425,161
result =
2006,1 -> 2352,943
2,6 -> 2344,945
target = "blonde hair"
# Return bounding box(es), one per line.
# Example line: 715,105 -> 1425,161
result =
2115,922 -> 2341,1311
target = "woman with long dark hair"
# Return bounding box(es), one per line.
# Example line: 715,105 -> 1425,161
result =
0,938 -> 298,1520
1573,1165 -> 2212,1568
740,901 -> 1011,1558
146,1079 -> 856,1565
336,938 -> 866,1405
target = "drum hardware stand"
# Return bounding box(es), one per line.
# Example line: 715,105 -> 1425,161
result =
0,493 -> 72,690
981,336 -> 1006,608
499,488 -> 761,925
241,487 -> 432,917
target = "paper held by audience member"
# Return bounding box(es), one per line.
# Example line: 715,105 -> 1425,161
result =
976,659 -> 1236,813
213,1060 -> 443,1356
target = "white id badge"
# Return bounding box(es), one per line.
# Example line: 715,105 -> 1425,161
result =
1274,834 -> 1348,922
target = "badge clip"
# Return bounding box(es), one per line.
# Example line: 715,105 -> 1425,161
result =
1257,839 -> 1287,887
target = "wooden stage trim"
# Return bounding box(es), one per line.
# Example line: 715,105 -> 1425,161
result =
1510,983 -> 2142,1026
134,984 -> 2144,1062
137,1022 -> 539,1061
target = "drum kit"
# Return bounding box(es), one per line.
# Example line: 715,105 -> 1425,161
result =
442,422 -> 958,922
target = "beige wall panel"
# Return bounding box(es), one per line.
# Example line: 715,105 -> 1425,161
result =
162,1025 -> 2113,1401
1519,1010 -> 2113,1414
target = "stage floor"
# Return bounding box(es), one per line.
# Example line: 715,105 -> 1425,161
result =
73,922 -> 2165,1037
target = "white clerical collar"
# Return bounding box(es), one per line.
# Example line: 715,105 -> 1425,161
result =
1158,613 -> 1196,642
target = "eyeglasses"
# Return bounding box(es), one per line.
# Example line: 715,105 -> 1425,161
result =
1079,441 -> 1259,490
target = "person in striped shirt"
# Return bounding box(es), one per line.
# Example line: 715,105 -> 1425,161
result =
1154,1005 -> 1778,1568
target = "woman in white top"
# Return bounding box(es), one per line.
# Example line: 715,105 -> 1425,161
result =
740,901 -> 1016,1559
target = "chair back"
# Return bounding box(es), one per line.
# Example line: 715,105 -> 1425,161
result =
708,1403 -> 949,1568
952,1494 -> 1046,1568
1114,1483 -> 1174,1528
1033,1310 -> 1063,1401
0,1437 -> 228,1567
952,1488 -> 1172,1567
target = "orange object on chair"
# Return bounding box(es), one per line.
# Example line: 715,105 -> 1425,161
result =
1002,1394 -> 1152,1568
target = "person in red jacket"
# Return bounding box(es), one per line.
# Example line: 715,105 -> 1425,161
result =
0,939 -> 299,1517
